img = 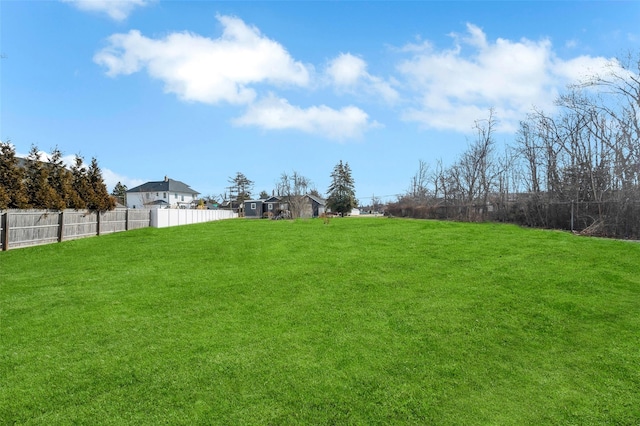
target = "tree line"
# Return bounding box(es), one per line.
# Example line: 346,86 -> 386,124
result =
388,51 -> 640,239
220,161 -> 357,218
0,143 -> 115,211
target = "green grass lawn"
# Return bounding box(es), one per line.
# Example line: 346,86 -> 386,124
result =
1,217 -> 639,425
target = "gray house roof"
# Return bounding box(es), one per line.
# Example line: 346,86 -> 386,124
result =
307,194 -> 326,205
127,177 -> 199,195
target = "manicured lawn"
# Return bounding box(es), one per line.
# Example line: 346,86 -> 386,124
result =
1,217 -> 639,424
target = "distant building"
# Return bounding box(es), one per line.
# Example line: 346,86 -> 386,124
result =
244,196 -> 287,219
126,176 -> 199,209
244,194 -> 325,219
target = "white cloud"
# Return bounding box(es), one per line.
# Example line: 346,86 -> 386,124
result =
565,39 -> 578,49
399,38 -> 433,53
326,53 -> 399,104
102,168 -> 145,192
62,0 -> 152,21
94,14 -> 311,105
397,23 -> 614,132
233,94 -> 378,141
327,53 -> 368,87
551,55 -> 612,84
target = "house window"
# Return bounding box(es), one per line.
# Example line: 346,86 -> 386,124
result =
145,193 -> 150,199
163,193 -> 166,199
181,195 -> 184,201
156,192 -> 159,196
175,194 -> 178,199
268,203 -> 273,210
251,203 -> 256,210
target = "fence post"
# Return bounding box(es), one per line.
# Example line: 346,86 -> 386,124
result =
1,211 -> 8,251
125,209 -> 129,231
58,211 -> 64,242
96,211 -> 101,236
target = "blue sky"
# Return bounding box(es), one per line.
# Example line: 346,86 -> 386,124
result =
2,1 -> 639,203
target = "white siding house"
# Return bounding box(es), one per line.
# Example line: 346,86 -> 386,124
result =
126,176 -> 199,209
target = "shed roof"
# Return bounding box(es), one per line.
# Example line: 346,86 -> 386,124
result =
263,196 -> 283,203
306,194 -> 326,205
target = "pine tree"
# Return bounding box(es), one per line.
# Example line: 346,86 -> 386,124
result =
0,141 -> 29,209
227,172 -> 254,203
87,157 -> 115,211
0,185 -> 10,210
111,181 -> 128,206
48,147 -> 82,209
24,145 -> 62,209
71,155 -> 91,210
326,160 -> 357,216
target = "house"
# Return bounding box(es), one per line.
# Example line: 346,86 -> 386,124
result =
126,176 -> 199,209
244,196 -> 286,218
219,199 -> 243,212
305,194 -> 326,218
244,194 -> 325,219
244,199 -> 264,218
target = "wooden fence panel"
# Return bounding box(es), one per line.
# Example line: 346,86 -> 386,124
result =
62,211 -> 98,241
6,210 -> 60,249
0,208 -> 150,250
99,210 -> 127,235
0,208 -> 231,251
127,210 -> 151,230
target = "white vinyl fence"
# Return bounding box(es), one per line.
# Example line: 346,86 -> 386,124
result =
151,208 -> 236,228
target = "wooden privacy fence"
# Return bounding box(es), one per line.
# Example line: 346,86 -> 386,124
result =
0,209 -> 151,251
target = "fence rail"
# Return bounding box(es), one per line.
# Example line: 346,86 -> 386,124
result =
0,209 -> 153,251
0,208 -> 238,251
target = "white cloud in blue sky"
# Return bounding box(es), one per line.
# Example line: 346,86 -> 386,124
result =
233,94 -> 378,141
94,15 -> 311,105
62,0 -> 153,21
93,15 -> 616,138
3,1 -> 638,198
325,53 -> 399,104
397,23 -> 613,132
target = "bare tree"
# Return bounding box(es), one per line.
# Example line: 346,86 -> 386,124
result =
446,108 -> 498,220
431,158 -> 445,201
276,171 -> 313,218
408,159 -> 430,201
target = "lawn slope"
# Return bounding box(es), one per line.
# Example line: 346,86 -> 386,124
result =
2,218 -> 639,424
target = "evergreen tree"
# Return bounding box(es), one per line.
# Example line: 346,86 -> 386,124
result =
227,172 -> 254,203
48,147 -> 82,209
24,145 -> 62,209
309,188 -> 323,199
326,160 -> 357,216
111,181 -> 128,205
0,185 -> 9,210
87,157 -> 115,211
71,155 -> 91,210
0,141 -> 29,209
